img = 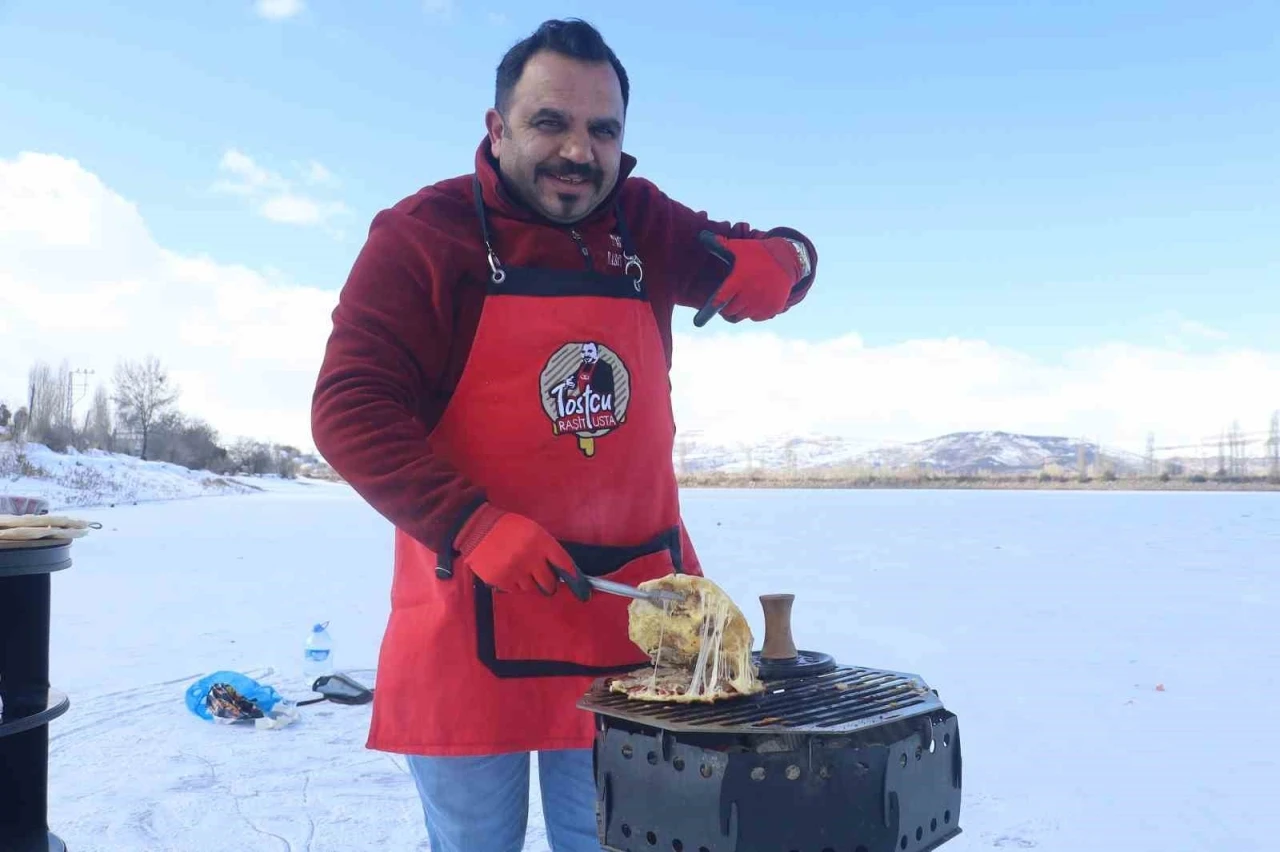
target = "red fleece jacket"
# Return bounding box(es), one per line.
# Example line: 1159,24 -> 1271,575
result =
311,138 -> 818,552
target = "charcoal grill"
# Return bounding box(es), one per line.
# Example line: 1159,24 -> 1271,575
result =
577,593 -> 962,852
1,527 -> 73,851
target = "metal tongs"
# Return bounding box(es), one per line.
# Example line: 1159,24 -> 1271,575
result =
587,576 -> 685,605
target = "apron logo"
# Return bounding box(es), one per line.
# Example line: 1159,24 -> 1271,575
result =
539,341 -> 630,457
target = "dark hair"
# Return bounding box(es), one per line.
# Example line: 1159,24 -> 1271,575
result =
495,18 -> 630,116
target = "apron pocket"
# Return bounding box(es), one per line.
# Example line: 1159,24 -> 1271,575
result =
474,548 -> 677,678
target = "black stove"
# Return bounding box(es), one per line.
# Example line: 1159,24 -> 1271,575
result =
577,593 -> 962,852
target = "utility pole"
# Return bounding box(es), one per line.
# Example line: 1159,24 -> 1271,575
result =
68,368 -> 94,420
1269,411 -> 1279,480
1145,432 -> 1156,476
71,368 -> 94,405
1229,419 -> 1244,477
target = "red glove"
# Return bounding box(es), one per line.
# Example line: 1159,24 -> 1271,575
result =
695,233 -> 807,325
453,503 -> 591,601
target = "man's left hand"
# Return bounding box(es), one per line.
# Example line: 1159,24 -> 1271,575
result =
697,234 -> 807,324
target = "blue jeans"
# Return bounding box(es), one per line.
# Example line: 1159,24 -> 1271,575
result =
406,749 -> 602,852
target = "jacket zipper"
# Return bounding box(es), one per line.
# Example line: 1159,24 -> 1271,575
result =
568,229 -> 593,270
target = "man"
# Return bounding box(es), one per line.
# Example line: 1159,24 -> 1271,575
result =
310,17 -> 818,852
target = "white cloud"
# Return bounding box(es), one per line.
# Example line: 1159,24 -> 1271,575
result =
302,159 -> 334,186
213,148 -> 346,231
0,151 -> 337,450
3,151 -> 1277,461
259,193 -> 346,226
1153,310 -> 1229,345
667,329 -> 1280,454
487,12 -> 509,25
214,149 -> 280,195
254,0 -> 304,20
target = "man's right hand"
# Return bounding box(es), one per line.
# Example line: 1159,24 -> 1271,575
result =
455,505 -> 591,600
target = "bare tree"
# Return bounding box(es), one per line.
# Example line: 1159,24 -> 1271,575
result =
84,385 -> 114,451
11,407 -> 29,441
112,356 -> 179,460
148,412 -> 230,472
27,360 -> 75,449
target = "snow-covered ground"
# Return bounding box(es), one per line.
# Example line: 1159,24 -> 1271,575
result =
0,441 -> 327,509
18,482 -> 1277,850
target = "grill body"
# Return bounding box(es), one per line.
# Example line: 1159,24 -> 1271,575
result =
579,664 -> 962,852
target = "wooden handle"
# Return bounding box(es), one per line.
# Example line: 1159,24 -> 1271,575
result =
759,593 -> 798,660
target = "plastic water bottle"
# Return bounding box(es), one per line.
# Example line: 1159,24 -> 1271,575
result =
303,621 -> 334,681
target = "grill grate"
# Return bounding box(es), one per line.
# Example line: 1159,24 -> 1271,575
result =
578,664 -> 943,735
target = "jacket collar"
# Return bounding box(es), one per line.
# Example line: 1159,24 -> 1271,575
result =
472,135 -> 637,227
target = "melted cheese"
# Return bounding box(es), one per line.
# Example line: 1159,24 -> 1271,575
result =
647,598 -> 672,694
611,573 -> 764,703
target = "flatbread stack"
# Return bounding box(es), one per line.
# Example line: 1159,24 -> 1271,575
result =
0,513 -> 100,543
608,573 -> 765,704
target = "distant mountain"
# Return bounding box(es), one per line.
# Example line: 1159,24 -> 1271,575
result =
674,429 -> 1140,475
849,430 -> 1118,474
673,430 -> 868,473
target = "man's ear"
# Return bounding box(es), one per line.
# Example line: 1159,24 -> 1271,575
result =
484,108 -> 506,157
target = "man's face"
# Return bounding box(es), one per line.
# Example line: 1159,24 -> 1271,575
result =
485,50 -> 625,224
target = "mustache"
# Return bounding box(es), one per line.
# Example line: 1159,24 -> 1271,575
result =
537,160 -> 603,183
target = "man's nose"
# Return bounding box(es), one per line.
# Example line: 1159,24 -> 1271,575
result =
559,128 -> 594,164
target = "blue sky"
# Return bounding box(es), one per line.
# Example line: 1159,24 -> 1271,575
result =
2,1 -> 1278,452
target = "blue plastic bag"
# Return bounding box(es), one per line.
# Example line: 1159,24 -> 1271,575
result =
185,670 -> 286,723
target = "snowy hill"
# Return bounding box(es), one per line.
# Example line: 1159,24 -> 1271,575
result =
0,441 -> 332,511
675,429 -> 1141,475
674,429 -> 875,473
848,430 -> 1136,474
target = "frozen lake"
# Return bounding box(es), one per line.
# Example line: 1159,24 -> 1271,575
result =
40,483 -> 1279,851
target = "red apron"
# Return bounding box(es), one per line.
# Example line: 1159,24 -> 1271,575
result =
365,176 -> 702,757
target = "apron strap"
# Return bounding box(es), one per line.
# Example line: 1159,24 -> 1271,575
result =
472,173 -> 506,285
612,197 -> 644,288
471,172 -> 643,288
